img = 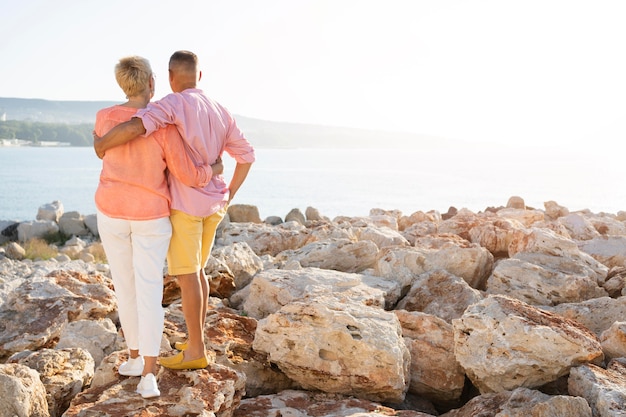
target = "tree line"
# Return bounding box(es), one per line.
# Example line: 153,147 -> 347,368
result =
0,120 -> 93,146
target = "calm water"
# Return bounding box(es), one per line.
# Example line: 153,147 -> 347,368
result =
0,145 -> 624,222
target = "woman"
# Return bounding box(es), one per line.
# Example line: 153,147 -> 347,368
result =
94,56 -> 220,398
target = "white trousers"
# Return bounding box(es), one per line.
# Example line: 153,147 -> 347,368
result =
97,210 -> 172,357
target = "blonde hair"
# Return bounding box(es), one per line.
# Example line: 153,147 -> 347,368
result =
114,56 -> 152,97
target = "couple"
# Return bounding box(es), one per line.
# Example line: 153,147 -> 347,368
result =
93,50 -> 255,398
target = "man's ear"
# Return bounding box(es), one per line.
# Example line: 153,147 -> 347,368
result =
198,70 -> 202,82
169,69 -> 174,82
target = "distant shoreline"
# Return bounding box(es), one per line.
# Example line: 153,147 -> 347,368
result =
0,139 -> 71,147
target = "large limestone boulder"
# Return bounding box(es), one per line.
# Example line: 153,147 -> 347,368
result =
395,310 -> 465,405
275,238 -> 379,273
37,200 -> 63,223
0,269 -> 116,357
55,318 -> 118,367
253,297 -> 410,403
211,241 -> 264,290
547,296 -> 626,336
599,321 -> 626,361
374,234 -> 494,291
17,219 -> 60,242
64,352 -> 246,417
486,255 -> 608,306
467,216 -> 525,257
453,295 -> 604,393
59,211 -> 89,236
568,359 -> 626,417
8,348 -> 94,417
0,363 -> 49,417
352,224 -> 410,248
234,390 -> 435,417
578,235 -> 626,269
218,221 -> 312,256
440,387 -> 592,417
240,267 -> 399,319
508,227 -> 609,280
396,269 -> 482,322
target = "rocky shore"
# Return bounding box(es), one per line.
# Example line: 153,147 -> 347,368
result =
1,197 -> 626,416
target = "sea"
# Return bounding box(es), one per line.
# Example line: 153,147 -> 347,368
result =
1,145 -> 625,222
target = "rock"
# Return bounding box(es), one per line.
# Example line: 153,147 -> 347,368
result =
395,310 -> 465,405
59,211 -> 89,236
5,241 -> 26,260
0,363 -> 49,417
506,195 -> 526,209
0,220 -> 18,244
234,389 -> 435,417
83,213 -> 98,236
305,206 -> 323,221
212,241 -> 264,290
440,387 -> 592,417
0,269 -> 116,358
63,352 -> 246,417
396,269 -> 483,322
204,308 -> 298,397
568,359 -> 626,417
55,318 -> 118,367
486,255 -> 608,306
17,219 -> 60,242
285,208 -> 306,224
374,234 -> 494,291
276,238 -> 379,273
599,321 -> 626,361
467,216 -> 524,257
264,215 -> 283,225
218,221 -> 311,256
578,236 -> 626,269
240,267 -> 398,319
37,200 -> 63,223
7,348 -> 94,417
453,295 -> 604,393
352,224 -> 410,249
544,200 -> 570,220
228,203 -> 262,223
547,296 -> 626,336
253,297 -> 410,403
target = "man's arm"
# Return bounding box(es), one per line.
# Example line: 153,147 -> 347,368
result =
227,162 -> 252,204
93,117 -> 146,159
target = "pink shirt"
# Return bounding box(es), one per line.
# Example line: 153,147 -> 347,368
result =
136,88 -> 256,217
94,105 -> 212,220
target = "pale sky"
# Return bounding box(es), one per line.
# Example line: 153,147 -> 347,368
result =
1,0 -> 625,146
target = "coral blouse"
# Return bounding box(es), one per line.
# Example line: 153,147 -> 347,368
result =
94,105 -> 212,220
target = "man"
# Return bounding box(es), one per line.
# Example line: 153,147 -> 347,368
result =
94,50 -> 255,370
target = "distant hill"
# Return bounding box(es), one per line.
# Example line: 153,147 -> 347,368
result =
0,97 -> 459,149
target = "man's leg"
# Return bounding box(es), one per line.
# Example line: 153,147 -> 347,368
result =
161,210 -> 208,368
175,271 -> 206,361
199,206 -> 228,330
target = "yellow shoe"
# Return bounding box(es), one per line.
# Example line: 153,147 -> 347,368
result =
158,352 -> 209,370
174,341 -> 188,351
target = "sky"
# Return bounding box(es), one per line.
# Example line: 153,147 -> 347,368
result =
1,0 -> 626,147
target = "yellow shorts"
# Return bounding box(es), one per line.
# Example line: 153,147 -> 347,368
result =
167,206 -> 227,276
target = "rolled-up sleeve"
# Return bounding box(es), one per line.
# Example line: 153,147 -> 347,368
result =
224,118 -> 256,164
136,95 -> 180,136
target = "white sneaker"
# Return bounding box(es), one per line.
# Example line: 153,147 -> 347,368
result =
136,373 -> 160,398
118,356 -> 144,376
